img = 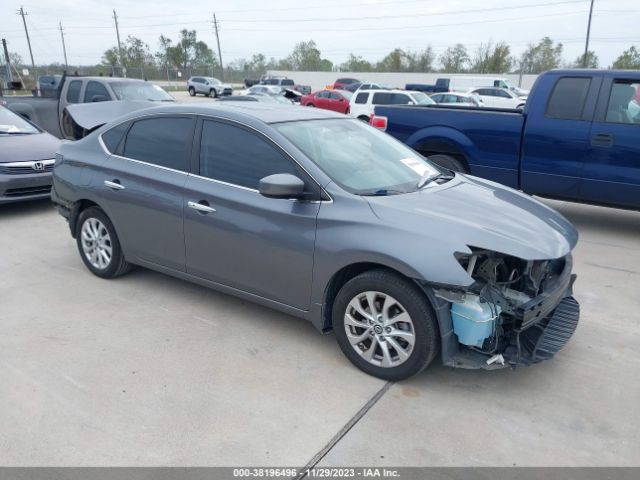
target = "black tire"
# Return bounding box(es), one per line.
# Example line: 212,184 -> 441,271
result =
61,109 -> 81,140
426,153 -> 466,173
75,207 -> 131,279
307,103 -> 315,107
333,269 -> 439,381
210,88 -> 218,99
188,87 -> 196,96
358,115 -> 370,122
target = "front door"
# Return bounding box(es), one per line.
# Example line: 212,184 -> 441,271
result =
184,118 -> 320,310
581,76 -> 640,209
99,116 -> 195,271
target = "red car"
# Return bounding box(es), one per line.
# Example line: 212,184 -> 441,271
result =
301,89 -> 352,114
333,77 -> 360,89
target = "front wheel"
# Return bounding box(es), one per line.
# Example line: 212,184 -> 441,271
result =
76,207 -> 131,279
210,89 -> 218,98
333,269 -> 439,380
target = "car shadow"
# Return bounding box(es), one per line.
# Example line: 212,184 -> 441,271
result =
0,199 -> 55,220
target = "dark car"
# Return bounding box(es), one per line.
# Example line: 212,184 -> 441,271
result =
0,105 -> 61,203
52,103 -> 579,380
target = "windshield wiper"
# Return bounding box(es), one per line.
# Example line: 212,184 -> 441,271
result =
417,171 -> 443,189
361,188 -> 406,196
0,131 -> 33,135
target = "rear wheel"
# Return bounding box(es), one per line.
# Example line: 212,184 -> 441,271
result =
426,154 -> 466,173
358,115 -> 370,122
188,87 -> 195,96
307,103 -> 315,107
333,269 -> 439,380
76,207 -> 131,279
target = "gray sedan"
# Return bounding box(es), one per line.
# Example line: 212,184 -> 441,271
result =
51,104 -> 579,380
0,106 -> 61,204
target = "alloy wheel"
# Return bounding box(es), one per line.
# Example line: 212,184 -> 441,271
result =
80,218 -> 113,270
344,291 -> 416,368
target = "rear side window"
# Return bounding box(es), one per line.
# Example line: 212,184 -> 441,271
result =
199,120 -> 299,189
317,91 -> 330,98
101,122 -> 130,154
84,81 -> 110,103
329,92 -> 342,100
545,77 -> 591,120
605,80 -> 640,125
372,92 -> 392,104
66,80 -> 82,103
390,93 -> 411,104
281,79 -> 294,86
355,92 -> 368,104
123,117 -> 193,171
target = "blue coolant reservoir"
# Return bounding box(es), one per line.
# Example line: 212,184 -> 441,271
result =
451,295 -> 501,347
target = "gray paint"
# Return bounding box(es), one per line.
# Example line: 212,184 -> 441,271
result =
51,103 -> 577,337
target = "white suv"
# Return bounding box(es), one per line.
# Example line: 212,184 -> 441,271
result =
467,87 -> 526,109
349,89 -> 435,121
187,77 -> 233,98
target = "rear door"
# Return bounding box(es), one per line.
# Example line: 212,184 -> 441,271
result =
581,75 -> 640,208
183,118 -> 321,309
521,74 -> 601,199
328,91 -> 347,112
316,91 -> 331,109
98,115 -> 195,271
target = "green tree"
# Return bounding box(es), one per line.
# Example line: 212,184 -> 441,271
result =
376,49 -> 410,72
472,41 -> 512,73
102,36 -> 154,68
439,44 -> 470,73
285,40 -> 332,71
574,51 -> 599,68
406,47 -> 436,72
340,53 -> 373,72
611,46 -> 640,69
520,37 -> 563,74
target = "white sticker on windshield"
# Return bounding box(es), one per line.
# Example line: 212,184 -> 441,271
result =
400,157 -> 430,176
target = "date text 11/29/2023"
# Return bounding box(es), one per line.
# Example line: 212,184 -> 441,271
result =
232,467 -> 400,478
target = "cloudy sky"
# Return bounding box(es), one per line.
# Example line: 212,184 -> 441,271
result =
1,0 -> 638,68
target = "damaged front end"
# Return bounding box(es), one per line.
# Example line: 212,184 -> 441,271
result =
433,248 -> 579,369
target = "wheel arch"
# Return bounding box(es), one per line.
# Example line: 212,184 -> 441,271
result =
408,127 -> 474,173
321,262 -> 431,332
68,199 -> 101,238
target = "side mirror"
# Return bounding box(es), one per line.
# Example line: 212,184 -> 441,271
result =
259,173 -> 305,199
91,95 -> 109,103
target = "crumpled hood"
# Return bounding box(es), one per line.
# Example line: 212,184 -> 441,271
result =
0,132 -> 61,163
366,174 -> 578,261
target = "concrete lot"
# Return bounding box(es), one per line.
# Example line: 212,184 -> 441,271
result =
1,198 -> 639,467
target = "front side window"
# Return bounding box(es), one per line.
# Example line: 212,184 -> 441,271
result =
605,80 -> 640,124
123,117 -> 193,171
83,81 -> 110,103
545,77 -> 591,120
66,80 -> 82,104
199,120 -> 299,190
275,119 -> 440,195
317,91 -> 330,99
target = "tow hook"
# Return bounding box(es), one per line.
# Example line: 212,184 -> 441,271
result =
486,354 -> 505,366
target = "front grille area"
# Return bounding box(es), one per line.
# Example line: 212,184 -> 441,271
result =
222,88 -> 233,96
505,296 -> 580,365
0,161 -> 54,175
4,185 -> 52,197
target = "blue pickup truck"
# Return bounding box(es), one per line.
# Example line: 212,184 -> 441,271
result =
373,70 -> 640,210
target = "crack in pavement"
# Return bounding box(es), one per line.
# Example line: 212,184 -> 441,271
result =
294,381 -> 393,479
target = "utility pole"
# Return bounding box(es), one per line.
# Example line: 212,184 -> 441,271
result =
2,39 -> 14,85
213,13 -> 224,80
59,22 -> 68,69
17,6 -> 35,72
113,9 -> 126,77
583,0 -> 595,68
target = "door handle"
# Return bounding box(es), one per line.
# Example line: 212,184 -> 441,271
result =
188,201 -> 216,214
104,180 -> 125,190
591,133 -> 614,147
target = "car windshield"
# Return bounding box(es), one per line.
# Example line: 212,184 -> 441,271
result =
410,92 -> 435,105
110,82 -> 174,101
275,119 -> 440,195
0,107 -> 39,134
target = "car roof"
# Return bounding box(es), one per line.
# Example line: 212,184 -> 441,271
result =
112,103 -> 345,124
67,76 -> 148,83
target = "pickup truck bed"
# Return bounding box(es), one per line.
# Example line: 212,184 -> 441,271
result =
375,69 -> 640,211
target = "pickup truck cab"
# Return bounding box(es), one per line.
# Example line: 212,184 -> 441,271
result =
373,69 -> 640,211
1,75 -> 174,139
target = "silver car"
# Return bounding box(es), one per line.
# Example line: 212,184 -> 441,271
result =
187,76 -> 233,98
51,104 -> 580,380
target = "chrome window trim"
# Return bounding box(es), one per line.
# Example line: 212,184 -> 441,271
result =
1,159 -> 56,167
97,111 -> 333,202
